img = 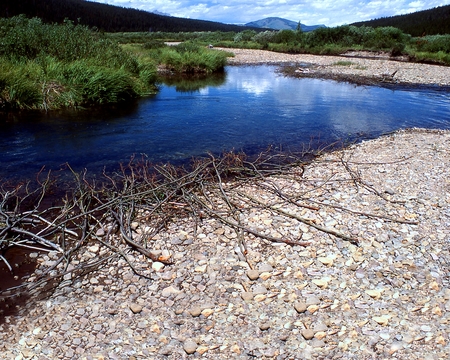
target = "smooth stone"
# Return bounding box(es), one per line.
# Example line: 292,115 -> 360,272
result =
259,272 -> 272,280
247,269 -> 260,280
189,307 -> 202,317
294,301 -> 307,313
254,294 -> 267,302
183,339 -> 197,354
305,296 -> 321,306
258,263 -> 274,272
253,285 -> 267,295
313,323 -> 328,333
152,262 -> 165,271
301,329 -> 315,340
387,341 -> 404,355
241,292 -> 254,301
161,286 -> 181,297
196,345 -> 209,355
201,308 -> 214,317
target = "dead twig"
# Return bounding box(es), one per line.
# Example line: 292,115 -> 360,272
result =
238,191 -> 359,245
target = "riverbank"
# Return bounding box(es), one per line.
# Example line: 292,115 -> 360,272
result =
225,48 -> 450,87
1,128 -> 449,359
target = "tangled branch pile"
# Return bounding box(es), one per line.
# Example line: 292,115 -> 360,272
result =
0,146 -> 417,315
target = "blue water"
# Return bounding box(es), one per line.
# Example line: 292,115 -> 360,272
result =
1,65 -> 449,181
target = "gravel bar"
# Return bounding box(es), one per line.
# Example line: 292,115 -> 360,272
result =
225,48 -> 450,87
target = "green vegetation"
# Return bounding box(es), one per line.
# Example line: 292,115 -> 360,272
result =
0,16 -> 229,110
225,25 -> 450,65
122,41 -> 231,74
2,11 -> 450,110
333,61 -> 355,66
352,5 -> 450,37
3,0 -> 449,37
0,16 -> 157,110
1,0 -> 258,33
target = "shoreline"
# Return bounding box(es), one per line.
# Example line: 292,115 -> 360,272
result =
1,128 -> 449,359
224,48 -> 450,87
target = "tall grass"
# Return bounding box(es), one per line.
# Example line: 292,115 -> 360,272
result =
0,16 -> 157,110
132,41 -> 230,74
0,59 -> 42,109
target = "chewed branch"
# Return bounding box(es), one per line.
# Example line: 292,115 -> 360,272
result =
1,144 -> 419,312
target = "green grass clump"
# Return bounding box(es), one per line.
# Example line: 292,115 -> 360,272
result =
0,59 -> 42,109
140,41 -> 230,74
333,61 -> 355,66
0,16 -> 157,110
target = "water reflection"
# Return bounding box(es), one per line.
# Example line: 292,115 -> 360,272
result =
0,65 -> 449,182
158,71 -> 226,93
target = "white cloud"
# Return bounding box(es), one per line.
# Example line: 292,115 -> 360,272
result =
89,0 -> 450,27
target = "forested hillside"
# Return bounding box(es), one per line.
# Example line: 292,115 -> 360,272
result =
1,0 -> 254,32
351,5 -> 450,36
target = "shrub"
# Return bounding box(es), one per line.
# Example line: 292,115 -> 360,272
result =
272,29 -> 299,44
253,31 -> 277,48
234,30 -> 257,43
142,40 -> 167,49
413,34 -> 450,53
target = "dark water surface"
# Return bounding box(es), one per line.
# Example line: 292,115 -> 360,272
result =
1,65 -> 449,182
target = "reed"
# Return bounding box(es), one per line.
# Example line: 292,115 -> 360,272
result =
142,42 -> 230,74
0,16 -> 157,110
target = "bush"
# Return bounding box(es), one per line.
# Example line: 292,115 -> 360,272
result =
272,29 -> 299,44
253,31 -> 277,48
390,42 -> 406,56
363,26 -> 409,49
413,34 -> 450,53
159,46 -> 228,73
142,40 -> 167,49
234,30 -> 257,43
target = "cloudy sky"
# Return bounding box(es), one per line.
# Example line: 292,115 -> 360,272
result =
88,0 -> 450,27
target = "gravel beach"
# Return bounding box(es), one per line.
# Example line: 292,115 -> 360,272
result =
1,50 -> 449,360
225,48 -> 450,87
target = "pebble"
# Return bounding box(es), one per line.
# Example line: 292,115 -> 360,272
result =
161,286 -> 181,297
294,301 -> 307,313
129,303 -> 143,314
189,307 -> 202,317
183,339 -> 197,354
152,261 -> 165,271
247,269 -> 259,280
241,292 -> 254,301
302,329 -> 315,340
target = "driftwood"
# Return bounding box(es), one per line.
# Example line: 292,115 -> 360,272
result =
0,146 -> 420,314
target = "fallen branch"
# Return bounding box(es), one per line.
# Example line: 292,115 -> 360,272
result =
238,191 -> 359,245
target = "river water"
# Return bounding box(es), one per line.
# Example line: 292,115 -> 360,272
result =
1,65 -> 449,182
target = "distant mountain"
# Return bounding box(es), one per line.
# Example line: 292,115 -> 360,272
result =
351,5 -> 450,36
245,17 -> 325,32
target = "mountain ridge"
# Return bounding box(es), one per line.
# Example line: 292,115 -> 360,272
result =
351,5 -> 450,36
0,0 -> 258,33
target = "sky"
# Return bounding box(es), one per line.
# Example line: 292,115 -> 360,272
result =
88,0 -> 450,27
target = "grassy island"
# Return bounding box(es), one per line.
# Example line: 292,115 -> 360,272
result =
0,16 -> 229,110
